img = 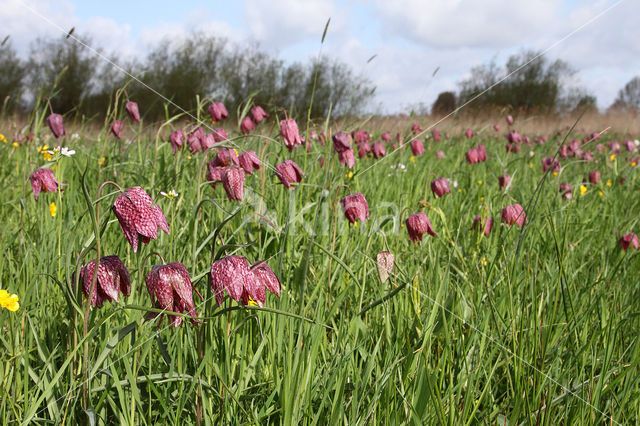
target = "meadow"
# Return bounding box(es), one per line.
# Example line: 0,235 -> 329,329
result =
1,96 -> 639,425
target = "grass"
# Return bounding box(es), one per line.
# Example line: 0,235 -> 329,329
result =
0,109 -> 639,425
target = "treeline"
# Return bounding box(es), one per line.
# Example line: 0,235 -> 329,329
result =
0,32 -> 375,120
430,50 -> 640,116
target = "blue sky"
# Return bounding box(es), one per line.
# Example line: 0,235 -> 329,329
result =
3,0 -> 639,113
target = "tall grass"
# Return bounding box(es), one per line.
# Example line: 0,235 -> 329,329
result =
0,106 -> 638,424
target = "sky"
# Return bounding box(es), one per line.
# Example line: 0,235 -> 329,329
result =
2,0 -> 638,114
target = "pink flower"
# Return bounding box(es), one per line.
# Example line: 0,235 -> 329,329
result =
340,193 -> 369,224
46,113 -> 65,138
559,182 -> 572,200
29,168 -> 63,200
506,115 -> 514,125
125,101 -> 140,123
222,166 -> 245,201
471,215 -> 493,236
498,174 -> 511,190
372,141 -> 386,158
240,116 -> 255,135
620,233 -> 639,251
493,124 -> 500,132
376,251 -> 394,283
588,170 -> 600,185
212,128 -> 229,142
410,139 -> 424,156
205,164 -> 225,189
352,129 -> 370,144
212,148 -> 240,168
358,142 -> 371,158
208,102 -> 228,122
464,128 -> 474,139
170,129 -> 185,154
406,212 -> 436,243
430,178 -> 450,198
78,255 -> 131,308
112,187 -> 170,252
411,122 -> 422,135
275,160 -> 304,189
507,131 -> 521,144
210,255 -> 281,307
338,148 -> 355,168
381,131 -> 391,143
111,120 -> 124,139
280,119 -> 303,151
332,132 -> 351,153
542,157 -> 561,173
238,150 -> 261,175
436,150 -> 445,159
250,105 -> 268,124
146,262 -> 201,327
501,204 -> 527,227
432,128 -> 441,142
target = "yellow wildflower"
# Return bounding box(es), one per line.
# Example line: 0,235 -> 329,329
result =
579,185 -> 587,195
606,179 -> 612,187
0,289 -> 19,312
599,191 -> 604,196
480,196 -> 484,201
409,156 -> 416,163
12,142 -> 18,148
553,172 -> 558,177
0,133 -> 6,143
480,257 -> 487,266
49,202 -> 57,217
529,163 -> 533,168
98,156 -> 106,166
354,221 -> 358,228
609,154 -> 616,161
477,179 -> 483,185
632,161 -> 637,168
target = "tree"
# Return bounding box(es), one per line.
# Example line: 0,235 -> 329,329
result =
610,76 -> 640,112
0,39 -> 26,113
431,91 -> 456,116
458,50 -> 577,113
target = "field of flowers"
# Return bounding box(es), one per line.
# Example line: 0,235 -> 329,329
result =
1,97 -> 639,424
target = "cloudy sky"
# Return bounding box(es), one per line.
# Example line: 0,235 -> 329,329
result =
2,0 -> 638,113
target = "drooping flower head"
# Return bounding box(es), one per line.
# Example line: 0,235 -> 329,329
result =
501,203 -> 527,227
620,233 -> 639,251
208,102 -> 228,122
559,182 -> 572,200
275,159 -> 304,189
471,215 -> 493,236
411,122 -> 422,135
112,187 -> 170,252
358,142 -> 371,158
589,170 -> 601,185
222,166 -> 245,201
210,255 -> 281,307
340,193 -> 369,224
280,119 -> 303,151
406,212 -> 436,243
498,174 -> 511,190
111,120 -> 124,139
542,157 -> 561,173
212,128 -> 229,142
125,101 -> 141,123
410,139 -> 425,156
430,178 -> 450,198
238,150 -> 261,175
376,251 -> 394,283
46,113 -> 65,138
381,131 -> 392,143
506,114 -> 514,125
250,105 -> 268,124
332,132 -> 351,153
170,129 -> 185,154
464,128 -> 474,139
240,116 -> 255,135
146,262 -> 201,327
372,141 -> 386,158
29,168 -> 63,200
78,255 -> 131,308
338,148 -> 355,168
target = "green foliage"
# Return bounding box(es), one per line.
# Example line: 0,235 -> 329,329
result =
431,91 -> 457,116
0,40 -> 26,114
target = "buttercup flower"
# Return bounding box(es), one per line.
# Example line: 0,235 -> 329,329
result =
0,289 -> 19,312
112,187 -> 170,252
49,201 -> 57,217
29,168 -> 63,200
340,193 -> 369,224
78,255 -> 131,308
146,262 -> 201,327
406,212 -> 436,243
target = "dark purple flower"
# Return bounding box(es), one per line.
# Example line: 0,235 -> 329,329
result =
430,178 -> 450,198
338,148 -> 355,168
240,116 -> 255,135
250,105 -> 268,124
340,193 -> 369,224
125,101 -> 140,123
222,166 -> 245,201
210,256 -> 281,307
507,130 -> 522,144
46,113 -> 65,138
372,141 -> 386,158
212,128 -> 229,142
501,204 -> 527,227
620,233 -> 639,251
542,157 -> 561,173
212,148 -> 240,167
406,212 -> 436,243
410,139 -> 424,156
205,163 -> 225,189
112,187 -> 170,252
111,120 -> 124,139
589,170 -> 600,185
170,129 -> 185,154
29,168 -> 63,200
146,262 -> 201,327
275,160 -> 304,189
471,215 -> 493,236
280,119 -> 303,151
332,132 -> 351,153
238,150 -> 261,175
208,102 -> 228,122
559,182 -> 572,200
498,174 -> 511,190
79,255 -> 131,308
358,142 -> 371,158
